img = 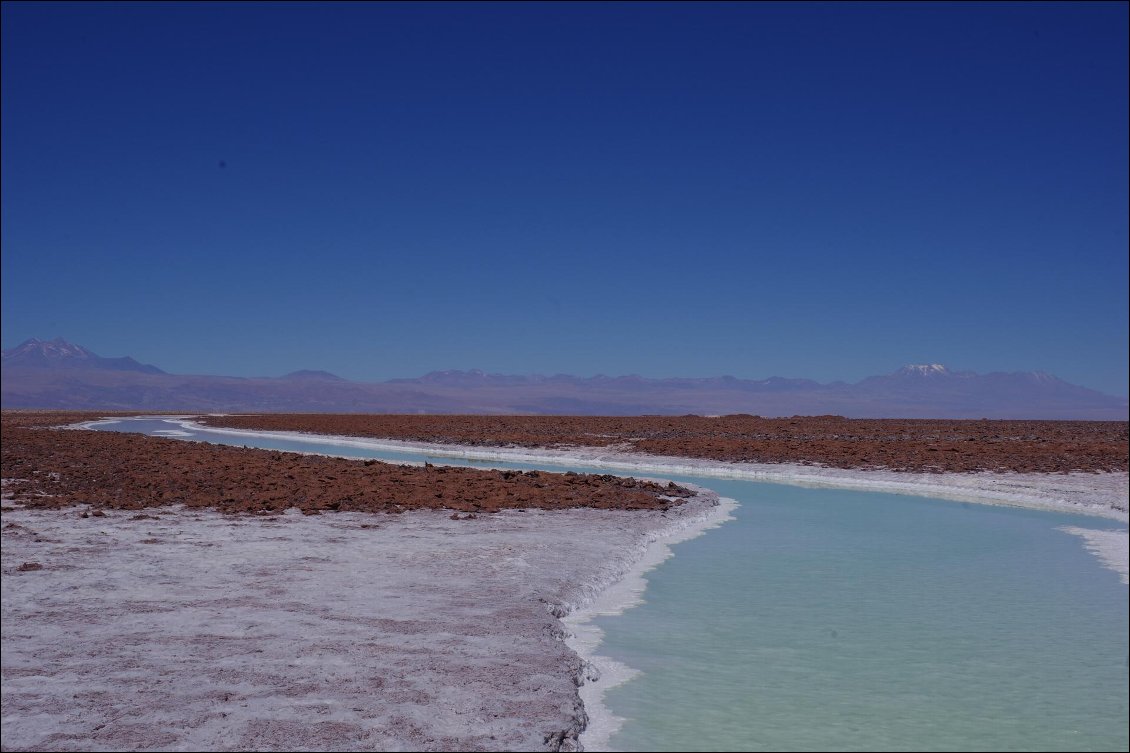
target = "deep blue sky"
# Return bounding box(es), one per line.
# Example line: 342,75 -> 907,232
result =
3,2 -> 1127,395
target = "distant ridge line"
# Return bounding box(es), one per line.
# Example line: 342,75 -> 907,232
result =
2,339 -> 1126,419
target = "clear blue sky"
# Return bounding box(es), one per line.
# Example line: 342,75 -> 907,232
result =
3,2 -> 1127,396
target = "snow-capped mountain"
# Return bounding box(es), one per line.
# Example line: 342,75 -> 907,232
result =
895,363 -> 953,377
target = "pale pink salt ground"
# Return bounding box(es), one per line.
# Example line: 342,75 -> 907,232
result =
1,490 -> 721,752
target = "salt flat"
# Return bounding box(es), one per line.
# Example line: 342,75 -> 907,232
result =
5,421 -> 1125,752
1,493 -> 721,752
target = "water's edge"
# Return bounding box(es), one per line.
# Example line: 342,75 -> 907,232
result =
561,493 -> 738,751
91,417 -> 1127,522
73,417 -> 738,751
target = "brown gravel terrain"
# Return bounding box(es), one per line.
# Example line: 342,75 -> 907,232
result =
197,413 -> 1129,474
0,412 -> 692,515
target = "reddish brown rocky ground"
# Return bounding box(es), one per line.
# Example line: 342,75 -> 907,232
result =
196,413 -> 1129,474
0,412 -> 691,514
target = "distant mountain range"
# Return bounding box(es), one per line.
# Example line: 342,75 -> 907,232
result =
2,338 -> 1126,419
3,337 -> 166,375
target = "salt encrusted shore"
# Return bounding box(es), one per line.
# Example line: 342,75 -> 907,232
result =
1,481 -> 726,752
5,417 -> 1125,752
1059,526 -> 1130,585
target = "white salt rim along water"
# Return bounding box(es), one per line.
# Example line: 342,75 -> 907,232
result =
561,494 -> 738,751
1058,526 -> 1130,584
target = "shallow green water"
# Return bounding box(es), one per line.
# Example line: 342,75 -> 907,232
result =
92,418 -> 1129,751
596,480 -> 1128,751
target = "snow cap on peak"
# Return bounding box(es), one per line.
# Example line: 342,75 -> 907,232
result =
899,363 -> 949,376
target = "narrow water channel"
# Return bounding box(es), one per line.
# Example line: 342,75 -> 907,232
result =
90,417 -> 1129,751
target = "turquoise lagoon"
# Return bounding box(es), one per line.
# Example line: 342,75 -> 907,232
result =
90,418 -> 1129,751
